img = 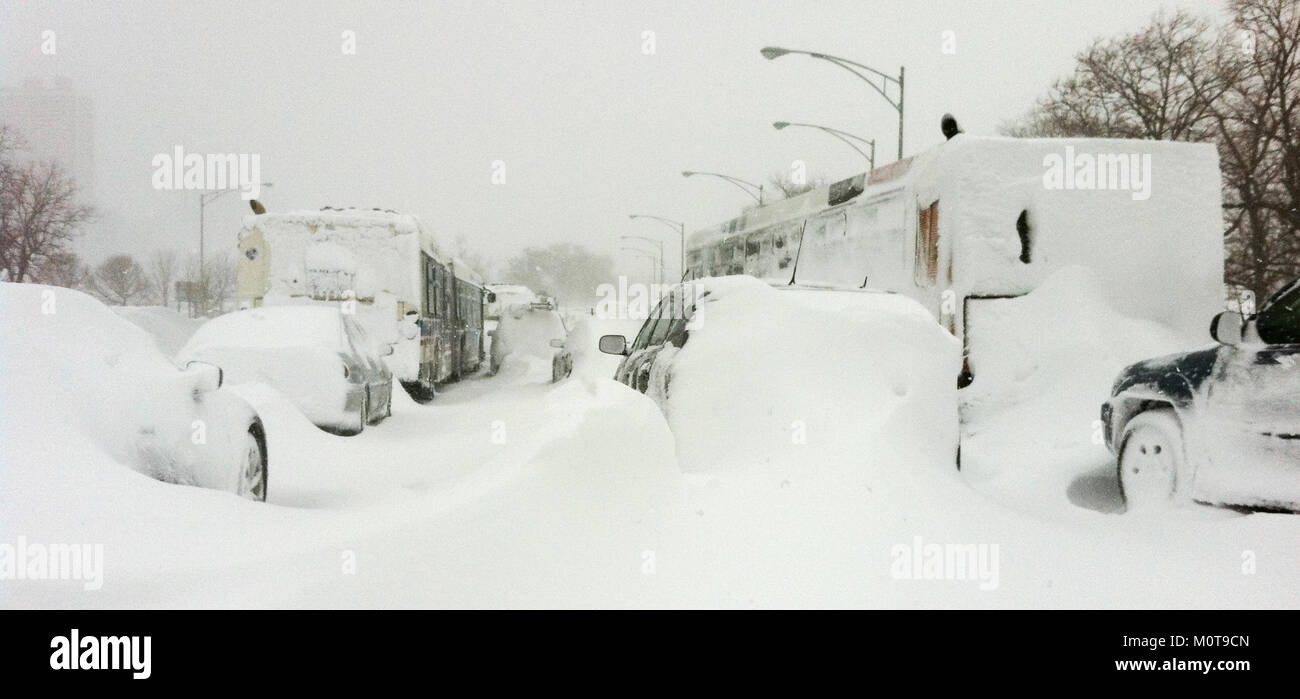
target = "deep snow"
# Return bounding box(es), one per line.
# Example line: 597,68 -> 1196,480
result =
3,277 -> 1299,608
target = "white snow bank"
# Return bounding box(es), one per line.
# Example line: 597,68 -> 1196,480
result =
0,283 -> 254,493
490,308 -> 567,372
111,305 -> 204,356
959,266 -> 1192,517
564,316 -> 644,382
664,276 -> 961,473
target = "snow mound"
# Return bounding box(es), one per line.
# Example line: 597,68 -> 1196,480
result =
490,308 -> 567,373
111,305 -> 204,357
664,276 -> 961,473
959,266 -> 1191,516
564,315 -> 644,382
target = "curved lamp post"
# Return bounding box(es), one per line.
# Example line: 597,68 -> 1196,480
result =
773,121 -> 875,172
761,46 -> 903,160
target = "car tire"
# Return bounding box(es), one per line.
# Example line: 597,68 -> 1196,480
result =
1117,408 -> 1185,510
401,380 -> 435,403
237,427 -> 268,502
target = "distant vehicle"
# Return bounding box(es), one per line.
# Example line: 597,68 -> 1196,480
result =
179,306 -> 393,436
683,133 -> 1224,388
0,283 -> 267,501
1102,277 -> 1300,512
550,332 -> 572,383
488,306 -> 569,377
485,284 -> 541,320
235,207 -> 485,403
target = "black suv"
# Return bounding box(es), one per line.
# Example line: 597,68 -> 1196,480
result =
1102,278 -> 1300,511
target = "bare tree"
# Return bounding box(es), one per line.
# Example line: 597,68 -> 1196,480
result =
1001,2 -> 1300,301
1000,10 -> 1241,141
767,171 -> 826,200
204,250 -> 238,314
1217,0 -> 1300,299
149,248 -> 182,307
33,250 -> 90,290
0,155 -> 95,283
91,254 -> 152,305
184,251 -> 237,315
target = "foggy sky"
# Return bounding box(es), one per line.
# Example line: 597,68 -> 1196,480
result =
0,0 -> 1227,281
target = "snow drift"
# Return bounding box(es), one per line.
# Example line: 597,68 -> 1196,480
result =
661,276 -> 961,473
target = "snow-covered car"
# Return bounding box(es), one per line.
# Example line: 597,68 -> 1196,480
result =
597,276 -> 959,471
0,283 -> 268,500
488,305 -> 568,377
600,277 -> 917,398
550,335 -> 573,383
179,306 -> 393,436
1102,277 -> 1300,511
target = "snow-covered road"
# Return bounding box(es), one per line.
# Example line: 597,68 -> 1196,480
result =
4,348 -> 1300,608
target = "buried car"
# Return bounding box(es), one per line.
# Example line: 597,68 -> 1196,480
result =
179,306 -> 393,436
1103,277 -> 1300,511
597,275 -> 959,470
0,283 -> 268,500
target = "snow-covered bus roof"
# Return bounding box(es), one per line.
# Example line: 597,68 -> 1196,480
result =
241,207 -> 446,261
451,257 -> 483,286
686,134 -> 1218,252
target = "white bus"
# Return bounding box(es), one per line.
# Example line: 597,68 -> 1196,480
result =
685,134 -> 1224,386
235,207 -> 485,402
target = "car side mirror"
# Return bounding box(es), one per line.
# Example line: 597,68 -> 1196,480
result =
598,335 -> 628,356
1211,310 -> 1244,345
549,338 -> 566,349
184,360 -> 224,391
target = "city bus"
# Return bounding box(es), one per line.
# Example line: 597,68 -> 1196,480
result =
235,206 -> 485,402
685,134 -> 1224,386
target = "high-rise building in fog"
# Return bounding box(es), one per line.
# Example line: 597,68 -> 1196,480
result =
0,77 -> 96,201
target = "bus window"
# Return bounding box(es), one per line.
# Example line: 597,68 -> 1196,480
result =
424,255 -> 440,316
916,201 -> 939,286
1016,209 -> 1033,264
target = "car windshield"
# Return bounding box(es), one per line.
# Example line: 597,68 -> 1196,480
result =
1256,280 -> 1300,344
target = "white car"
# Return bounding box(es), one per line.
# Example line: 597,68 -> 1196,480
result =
0,283 -> 268,500
179,306 -> 394,436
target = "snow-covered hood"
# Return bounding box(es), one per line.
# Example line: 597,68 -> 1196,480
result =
1110,345 -> 1222,403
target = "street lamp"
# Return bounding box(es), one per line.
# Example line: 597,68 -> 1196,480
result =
196,182 -> 273,316
620,235 -> 663,285
682,170 -> 764,206
620,247 -> 659,284
761,47 -> 904,160
629,214 -> 686,282
773,121 -> 876,172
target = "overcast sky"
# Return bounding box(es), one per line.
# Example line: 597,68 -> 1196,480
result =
1,0 -> 1228,277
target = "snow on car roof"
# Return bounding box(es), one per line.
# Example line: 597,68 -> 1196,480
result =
184,306 -> 351,353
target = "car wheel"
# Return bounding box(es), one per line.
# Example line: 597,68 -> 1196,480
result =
237,428 -> 267,502
401,380 -> 435,403
1118,408 -> 1184,510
